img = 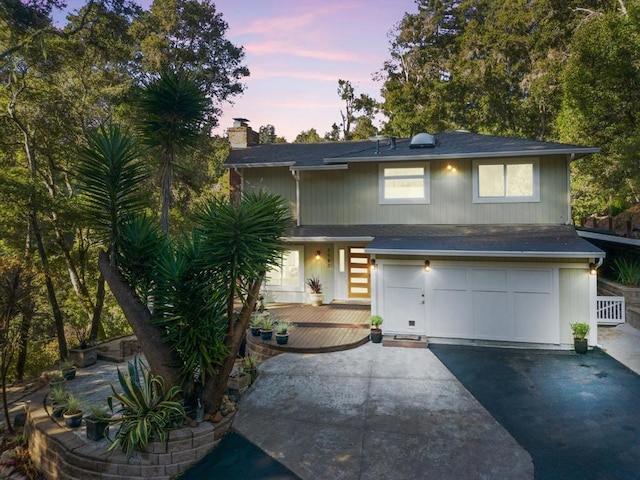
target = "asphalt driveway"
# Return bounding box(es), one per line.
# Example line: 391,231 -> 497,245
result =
430,345 -> 640,480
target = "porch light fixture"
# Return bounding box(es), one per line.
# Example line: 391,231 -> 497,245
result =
315,250 -> 321,261
370,259 -> 377,271
589,263 -> 597,275
424,260 -> 431,272
446,164 -> 457,173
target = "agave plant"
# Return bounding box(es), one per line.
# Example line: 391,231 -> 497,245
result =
106,357 -> 186,458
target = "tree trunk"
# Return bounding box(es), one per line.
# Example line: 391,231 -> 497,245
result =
202,278 -> 261,415
98,251 -> 181,387
31,214 -> 67,359
89,273 -> 105,343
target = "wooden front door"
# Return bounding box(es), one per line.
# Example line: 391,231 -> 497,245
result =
347,247 -> 370,299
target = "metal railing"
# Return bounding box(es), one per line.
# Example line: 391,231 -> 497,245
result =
596,296 -> 626,325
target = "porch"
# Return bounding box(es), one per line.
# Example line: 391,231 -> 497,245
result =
246,303 -> 371,358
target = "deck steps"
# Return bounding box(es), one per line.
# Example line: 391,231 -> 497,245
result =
382,334 -> 428,349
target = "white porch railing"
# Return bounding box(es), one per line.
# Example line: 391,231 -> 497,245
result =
596,296 -> 626,325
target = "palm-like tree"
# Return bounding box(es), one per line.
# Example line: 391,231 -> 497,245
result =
76,124 -> 149,267
135,70 -> 209,234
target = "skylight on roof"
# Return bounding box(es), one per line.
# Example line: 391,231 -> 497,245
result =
410,133 -> 436,149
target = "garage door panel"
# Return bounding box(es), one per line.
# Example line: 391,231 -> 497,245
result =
513,292 -> 555,343
473,291 -> 510,339
432,268 -> 467,290
432,290 -> 471,337
471,269 -> 507,292
510,270 -> 551,293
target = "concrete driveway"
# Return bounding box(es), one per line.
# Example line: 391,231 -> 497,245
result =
233,344 -> 533,480
430,344 -> 640,480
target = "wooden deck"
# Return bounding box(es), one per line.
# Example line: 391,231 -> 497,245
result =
246,303 -> 371,356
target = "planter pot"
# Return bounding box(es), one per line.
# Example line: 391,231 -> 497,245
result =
370,329 -> 383,344
85,416 -> 109,441
228,374 -> 251,391
249,326 -> 261,336
260,329 -> 273,341
275,333 -> 289,345
574,338 -> 588,354
49,379 -> 66,390
51,404 -> 65,419
62,367 -> 77,381
69,346 -> 98,368
309,293 -> 324,307
63,411 -> 83,428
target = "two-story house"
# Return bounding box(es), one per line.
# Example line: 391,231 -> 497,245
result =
224,119 -> 604,348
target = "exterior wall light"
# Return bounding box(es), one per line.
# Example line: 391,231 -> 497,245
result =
589,263 -> 597,275
315,250 -> 321,261
446,164 -> 457,173
424,260 -> 431,272
370,259 -> 377,271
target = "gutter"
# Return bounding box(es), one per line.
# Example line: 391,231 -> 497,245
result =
362,248 -> 606,258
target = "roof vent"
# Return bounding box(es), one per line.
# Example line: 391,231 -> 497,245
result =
409,132 -> 436,149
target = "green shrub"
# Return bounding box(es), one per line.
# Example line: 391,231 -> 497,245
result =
369,315 -> 383,329
570,322 -> 590,340
613,257 -> 640,286
106,357 -> 186,458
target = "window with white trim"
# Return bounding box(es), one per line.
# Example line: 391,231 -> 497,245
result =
473,159 -> 539,203
265,247 -> 303,290
379,162 -> 430,204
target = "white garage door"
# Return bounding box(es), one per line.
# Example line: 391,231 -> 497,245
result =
429,266 -> 558,344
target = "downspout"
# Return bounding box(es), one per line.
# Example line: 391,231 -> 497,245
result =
291,170 -> 300,226
566,154 -> 575,225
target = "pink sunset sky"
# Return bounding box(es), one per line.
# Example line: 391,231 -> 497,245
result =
210,0 -> 418,141
60,0 -> 419,141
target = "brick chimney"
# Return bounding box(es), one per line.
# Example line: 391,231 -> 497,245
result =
228,118 -> 259,149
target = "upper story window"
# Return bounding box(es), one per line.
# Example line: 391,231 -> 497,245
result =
473,159 -> 540,203
379,162 -> 430,204
265,246 -> 303,291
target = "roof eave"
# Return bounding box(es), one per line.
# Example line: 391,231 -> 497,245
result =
324,148 -> 600,164
363,248 -> 605,258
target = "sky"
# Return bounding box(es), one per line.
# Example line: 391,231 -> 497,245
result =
60,0 -> 419,142
209,0 -> 418,141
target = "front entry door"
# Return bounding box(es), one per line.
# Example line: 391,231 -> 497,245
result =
347,247 -> 370,299
383,265 -> 425,333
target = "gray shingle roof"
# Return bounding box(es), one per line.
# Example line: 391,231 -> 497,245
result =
224,132 -> 599,169
285,224 -> 604,258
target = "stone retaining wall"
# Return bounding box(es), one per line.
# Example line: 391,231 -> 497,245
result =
26,396 -> 233,480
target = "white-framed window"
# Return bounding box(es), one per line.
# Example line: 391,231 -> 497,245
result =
379,162 -> 430,204
265,246 -> 304,291
472,158 -> 540,203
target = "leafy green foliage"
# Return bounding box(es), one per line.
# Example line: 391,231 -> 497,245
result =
613,257 -> 640,286
570,322 -> 590,340
107,357 -> 186,458
76,124 -> 150,262
369,315 -> 383,328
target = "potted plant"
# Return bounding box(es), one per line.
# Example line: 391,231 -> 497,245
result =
68,327 -> 98,367
275,320 -> 292,345
242,354 -> 259,384
260,316 -> 274,341
306,276 -> 324,306
570,322 -> 590,354
370,315 -> 383,343
49,385 -> 69,419
59,359 -> 77,380
85,403 -> 110,441
63,394 -> 84,428
49,371 -> 66,390
249,315 -> 264,337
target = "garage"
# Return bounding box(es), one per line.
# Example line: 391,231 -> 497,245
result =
379,263 -> 559,345
428,265 -> 558,344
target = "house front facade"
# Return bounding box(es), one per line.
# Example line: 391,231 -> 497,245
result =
224,120 -> 604,348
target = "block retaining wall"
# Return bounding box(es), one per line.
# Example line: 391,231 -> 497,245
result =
26,396 -> 233,480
